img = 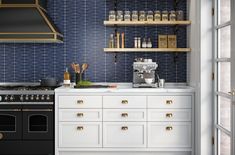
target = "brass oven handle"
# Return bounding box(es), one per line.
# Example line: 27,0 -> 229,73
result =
166,126 -> 173,131
22,109 -> 53,112
121,126 -> 128,131
0,133 -> 3,140
77,126 -> 84,131
166,100 -> 173,105
121,100 -> 128,104
77,100 -> 84,104
166,113 -> 173,118
0,109 -> 21,112
77,113 -> 84,117
121,113 -> 128,117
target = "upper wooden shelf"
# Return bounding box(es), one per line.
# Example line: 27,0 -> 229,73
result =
104,48 -> 191,53
104,20 -> 191,26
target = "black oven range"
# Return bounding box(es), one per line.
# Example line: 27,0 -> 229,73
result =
0,83 -> 56,155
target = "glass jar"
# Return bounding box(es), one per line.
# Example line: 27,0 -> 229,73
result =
169,11 -> 176,21
176,10 -> 184,21
116,10 -> 123,21
109,10 -> 116,21
147,11 -> 154,21
162,10 -> 169,21
132,11 -> 138,21
154,10 -> 161,21
124,11 -> 131,21
139,11 -> 146,21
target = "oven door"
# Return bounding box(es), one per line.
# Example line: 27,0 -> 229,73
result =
0,105 -> 22,140
22,105 -> 53,140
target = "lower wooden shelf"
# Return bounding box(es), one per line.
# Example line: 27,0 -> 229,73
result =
104,48 -> 191,53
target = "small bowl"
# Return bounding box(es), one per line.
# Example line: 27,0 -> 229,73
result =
145,78 -> 154,84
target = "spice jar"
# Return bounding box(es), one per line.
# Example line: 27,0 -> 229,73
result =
176,10 -> 184,21
162,11 -> 169,21
154,10 -> 161,21
124,11 -> 131,21
117,10 -> 123,21
132,11 -> 138,21
109,10 -> 116,21
139,11 -> 146,21
147,11 -> 154,21
169,11 -> 176,21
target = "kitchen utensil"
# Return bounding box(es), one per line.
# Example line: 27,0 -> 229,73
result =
39,77 -> 59,87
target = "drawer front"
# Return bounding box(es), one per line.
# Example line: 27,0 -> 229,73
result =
59,109 -> 102,122
103,122 -> 146,147
103,96 -> 146,109
148,96 -> 192,109
103,109 -> 146,122
58,96 -> 102,108
148,109 -> 191,122
148,122 -> 191,148
59,122 -> 102,148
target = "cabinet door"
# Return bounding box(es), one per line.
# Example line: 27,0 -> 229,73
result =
103,122 -> 146,148
59,122 -> 102,148
148,122 -> 191,148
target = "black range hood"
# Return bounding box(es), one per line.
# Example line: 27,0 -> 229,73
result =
0,0 -> 63,43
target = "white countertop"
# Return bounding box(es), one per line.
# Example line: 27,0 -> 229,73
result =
55,83 -> 195,93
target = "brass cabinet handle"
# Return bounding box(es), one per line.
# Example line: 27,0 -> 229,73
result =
166,113 -> 173,118
77,113 -> 84,117
121,113 -> 128,117
121,126 -> 128,131
77,126 -> 84,131
166,100 -> 173,105
121,100 -> 128,104
0,133 -> 3,140
77,100 -> 84,104
166,126 -> 173,131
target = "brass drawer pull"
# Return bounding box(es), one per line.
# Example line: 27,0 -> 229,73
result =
166,126 -> 173,131
121,113 -> 128,117
166,113 -> 173,118
77,100 -> 84,104
77,126 -> 84,131
166,100 -> 173,105
121,100 -> 128,104
77,113 -> 84,117
121,126 -> 128,131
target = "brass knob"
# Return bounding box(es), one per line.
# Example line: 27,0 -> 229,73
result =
0,133 -> 3,140
166,100 -> 173,105
77,126 -> 84,131
121,113 -> 128,117
166,113 -> 173,118
77,113 -> 84,117
121,100 -> 128,104
121,126 -> 128,131
166,126 -> 173,131
77,100 -> 84,104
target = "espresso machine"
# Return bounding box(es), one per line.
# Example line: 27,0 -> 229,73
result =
133,58 -> 158,88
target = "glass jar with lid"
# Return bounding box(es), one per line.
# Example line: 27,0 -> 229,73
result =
154,10 -> 161,21
139,11 -> 146,21
116,10 -> 123,21
109,10 -> 116,21
162,10 -> 169,21
132,11 -> 138,21
176,10 -> 184,21
124,11 -> 131,21
169,10 -> 176,21
147,11 -> 154,21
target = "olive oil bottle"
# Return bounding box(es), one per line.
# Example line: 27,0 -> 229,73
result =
63,67 -> 70,86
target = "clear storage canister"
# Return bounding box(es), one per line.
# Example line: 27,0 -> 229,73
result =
154,10 -> 161,21
139,11 -> 146,21
147,11 -> 154,21
124,11 -> 131,21
132,11 -> 138,21
176,10 -> 184,21
162,11 -> 169,21
117,10 -> 123,21
109,10 -> 116,21
169,10 -> 176,21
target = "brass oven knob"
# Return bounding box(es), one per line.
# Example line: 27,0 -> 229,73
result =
0,133 -> 3,140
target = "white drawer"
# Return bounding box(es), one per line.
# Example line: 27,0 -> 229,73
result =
58,96 -> 102,108
59,109 -> 102,122
103,109 -> 146,122
103,122 -> 146,148
148,109 -> 191,122
59,122 -> 102,148
148,96 -> 192,109
148,122 -> 191,148
103,96 -> 146,109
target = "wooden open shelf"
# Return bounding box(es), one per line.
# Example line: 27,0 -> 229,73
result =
104,20 -> 191,26
104,48 -> 191,53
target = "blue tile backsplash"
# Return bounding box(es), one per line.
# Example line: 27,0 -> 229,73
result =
0,0 -> 187,83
